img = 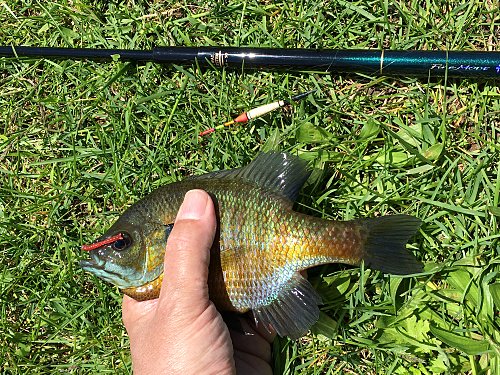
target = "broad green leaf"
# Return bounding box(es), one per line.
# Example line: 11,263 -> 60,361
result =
452,257 -> 480,267
447,268 -> 479,307
296,122 -> 332,143
405,316 -> 431,342
38,23 -> 50,34
389,276 -> 404,313
408,368 -> 424,375
318,274 -> 356,303
60,27 -> 79,43
0,270 -> 13,283
488,206 -> 500,217
322,274 -> 351,290
261,128 -> 281,153
489,283 -> 500,311
429,325 -> 490,355
423,143 -> 444,161
375,151 -> 411,166
359,120 -> 380,139
311,312 -> 338,338
429,353 -> 449,374
396,123 -> 423,147
297,149 -> 342,163
406,164 -> 434,175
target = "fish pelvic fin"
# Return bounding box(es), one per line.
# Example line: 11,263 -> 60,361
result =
253,272 -> 322,339
361,215 -> 423,275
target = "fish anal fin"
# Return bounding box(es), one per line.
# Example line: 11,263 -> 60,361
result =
253,273 -> 322,339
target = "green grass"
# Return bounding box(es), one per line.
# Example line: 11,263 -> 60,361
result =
1,0 -> 499,373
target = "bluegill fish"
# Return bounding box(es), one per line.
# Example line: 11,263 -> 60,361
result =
80,152 -> 422,338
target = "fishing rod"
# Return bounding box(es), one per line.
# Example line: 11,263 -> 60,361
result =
1,46 -> 499,79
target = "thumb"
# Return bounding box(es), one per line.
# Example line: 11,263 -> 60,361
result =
159,189 -> 217,308
122,294 -> 158,332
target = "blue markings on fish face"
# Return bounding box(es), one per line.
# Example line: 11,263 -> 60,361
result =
79,243 -> 145,289
80,218 -> 168,289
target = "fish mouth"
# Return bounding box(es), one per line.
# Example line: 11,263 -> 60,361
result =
79,242 -> 153,289
79,251 -> 104,272
79,259 -> 102,271
79,258 -> 122,278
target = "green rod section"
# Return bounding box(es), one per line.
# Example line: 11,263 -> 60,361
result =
0,46 -> 499,79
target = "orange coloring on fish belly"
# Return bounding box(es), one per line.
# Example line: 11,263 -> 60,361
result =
123,274 -> 163,301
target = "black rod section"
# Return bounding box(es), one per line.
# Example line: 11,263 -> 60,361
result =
0,46 -> 154,61
1,46 -> 499,78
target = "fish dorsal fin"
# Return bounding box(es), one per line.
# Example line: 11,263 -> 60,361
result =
187,168 -> 243,181
237,152 -> 311,201
253,273 -> 322,339
190,152 -> 311,201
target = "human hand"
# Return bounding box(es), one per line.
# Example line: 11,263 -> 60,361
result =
122,189 -> 274,375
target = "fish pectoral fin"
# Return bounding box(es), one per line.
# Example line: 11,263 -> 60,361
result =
253,273 -> 322,340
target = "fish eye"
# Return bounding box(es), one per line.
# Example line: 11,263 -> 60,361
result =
165,223 -> 174,238
165,223 -> 174,240
112,233 -> 132,251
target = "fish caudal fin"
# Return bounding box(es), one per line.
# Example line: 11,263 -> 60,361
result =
252,215 -> 421,339
253,273 -> 321,339
361,215 -> 423,275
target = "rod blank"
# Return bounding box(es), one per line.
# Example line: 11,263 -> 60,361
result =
1,46 -> 499,78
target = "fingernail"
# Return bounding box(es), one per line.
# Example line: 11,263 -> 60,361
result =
176,190 -> 209,221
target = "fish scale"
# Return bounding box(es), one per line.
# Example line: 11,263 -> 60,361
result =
216,198 -> 364,312
81,152 -> 423,338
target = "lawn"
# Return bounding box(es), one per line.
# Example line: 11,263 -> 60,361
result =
1,1 -> 499,374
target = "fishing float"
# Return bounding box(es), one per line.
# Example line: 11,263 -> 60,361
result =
199,90 -> 316,137
1,46 -> 499,79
